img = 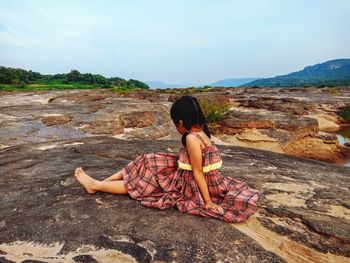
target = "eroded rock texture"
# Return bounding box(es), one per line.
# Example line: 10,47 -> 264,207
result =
0,137 -> 349,262
201,87 -> 350,165
1,87 -> 350,165
0,89 -> 175,149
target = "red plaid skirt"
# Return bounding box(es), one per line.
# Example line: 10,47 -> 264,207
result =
120,147 -> 258,223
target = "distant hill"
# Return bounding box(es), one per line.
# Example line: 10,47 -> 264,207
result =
208,77 -> 260,87
145,81 -> 183,89
243,59 -> 350,87
146,81 -> 208,89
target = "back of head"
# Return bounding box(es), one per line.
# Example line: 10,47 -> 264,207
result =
170,95 -> 211,147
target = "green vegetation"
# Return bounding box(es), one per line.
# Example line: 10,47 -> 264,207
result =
198,98 -> 232,122
110,86 -> 142,93
303,83 -> 312,88
338,104 -> 350,122
156,86 -> 213,95
156,88 -> 182,94
156,87 -> 231,122
0,67 -> 149,90
337,126 -> 350,138
185,86 -> 213,93
328,87 -> 339,94
0,83 -> 110,91
243,59 -> 350,87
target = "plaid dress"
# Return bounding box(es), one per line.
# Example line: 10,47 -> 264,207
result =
120,134 -> 258,223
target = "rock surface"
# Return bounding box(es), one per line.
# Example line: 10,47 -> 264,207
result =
202,87 -> 350,165
0,136 -> 349,262
1,87 -> 349,165
0,89 -> 175,149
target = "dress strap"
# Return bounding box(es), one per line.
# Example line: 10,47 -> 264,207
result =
193,133 -> 209,147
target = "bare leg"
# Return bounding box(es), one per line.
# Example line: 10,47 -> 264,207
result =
96,180 -> 128,194
103,170 -> 123,181
74,167 -> 128,195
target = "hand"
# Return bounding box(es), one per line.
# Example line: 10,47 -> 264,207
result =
205,201 -> 224,215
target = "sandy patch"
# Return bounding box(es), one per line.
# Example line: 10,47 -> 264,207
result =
0,241 -> 137,263
0,113 -> 19,121
325,205 -> 350,220
236,128 -> 279,142
233,216 -> 350,263
218,129 -> 283,153
265,193 -> 307,208
41,114 -> 63,117
0,145 -> 10,149
37,144 -> 58,150
305,113 -> 340,132
262,182 -> 313,194
63,142 -> 85,147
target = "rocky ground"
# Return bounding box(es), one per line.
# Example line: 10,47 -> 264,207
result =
1,87 -> 350,165
210,87 -> 350,165
0,89 -> 174,147
0,137 -> 349,262
0,87 -> 349,262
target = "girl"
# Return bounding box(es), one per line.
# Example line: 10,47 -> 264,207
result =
74,95 -> 258,222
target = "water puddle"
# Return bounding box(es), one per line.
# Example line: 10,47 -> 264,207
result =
334,126 -> 350,167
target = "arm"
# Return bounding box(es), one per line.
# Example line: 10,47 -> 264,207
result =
186,135 -> 223,213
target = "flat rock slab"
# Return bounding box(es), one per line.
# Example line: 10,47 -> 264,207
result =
0,137 -> 349,262
0,89 -> 174,149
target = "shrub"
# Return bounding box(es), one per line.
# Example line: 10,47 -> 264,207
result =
198,98 -> 231,122
101,84 -> 112,89
338,105 -> 350,122
182,86 -> 212,94
328,87 -> 339,94
111,86 -> 138,93
157,89 -> 180,94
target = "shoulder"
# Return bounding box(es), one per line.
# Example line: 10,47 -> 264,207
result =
185,133 -> 200,145
185,134 -> 202,154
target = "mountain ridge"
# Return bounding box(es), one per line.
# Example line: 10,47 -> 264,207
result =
208,77 -> 260,87
243,58 -> 350,87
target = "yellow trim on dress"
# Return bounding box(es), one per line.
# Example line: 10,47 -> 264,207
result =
178,159 -> 223,172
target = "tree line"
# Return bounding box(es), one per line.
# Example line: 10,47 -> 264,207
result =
0,67 -> 149,89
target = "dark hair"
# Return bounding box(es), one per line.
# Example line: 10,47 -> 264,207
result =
170,95 -> 211,147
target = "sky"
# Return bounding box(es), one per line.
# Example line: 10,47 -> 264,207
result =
0,0 -> 349,85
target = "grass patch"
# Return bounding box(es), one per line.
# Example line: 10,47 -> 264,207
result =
338,127 -> 350,138
328,87 -> 339,94
156,86 -> 213,94
155,88 -> 182,94
110,86 -> 141,93
338,105 -> 350,122
184,86 -> 213,94
198,98 -> 232,122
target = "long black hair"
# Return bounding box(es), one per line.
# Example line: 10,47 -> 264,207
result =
170,95 -> 211,147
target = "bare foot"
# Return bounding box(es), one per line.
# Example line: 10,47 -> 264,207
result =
74,167 -> 98,194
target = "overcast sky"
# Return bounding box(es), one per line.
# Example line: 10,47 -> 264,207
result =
0,0 -> 349,84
